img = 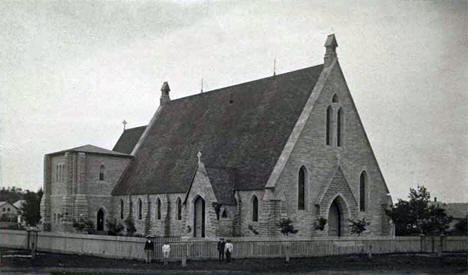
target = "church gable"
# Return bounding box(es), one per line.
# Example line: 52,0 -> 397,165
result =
270,36 -> 391,237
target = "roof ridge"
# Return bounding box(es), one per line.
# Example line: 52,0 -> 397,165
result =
168,64 -> 323,105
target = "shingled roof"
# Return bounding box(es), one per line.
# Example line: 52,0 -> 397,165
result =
112,64 -> 324,196
113,126 -> 147,154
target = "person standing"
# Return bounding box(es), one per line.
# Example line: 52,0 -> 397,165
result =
217,238 -> 225,262
144,236 -> 154,264
224,240 -> 233,263
162,242 -> 171,265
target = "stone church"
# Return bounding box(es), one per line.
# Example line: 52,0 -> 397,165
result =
40,34 -> 393,239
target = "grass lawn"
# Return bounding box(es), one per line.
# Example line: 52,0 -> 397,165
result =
1,248 -> 466,274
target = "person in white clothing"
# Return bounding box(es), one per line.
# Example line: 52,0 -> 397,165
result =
162,242 -> 170,265
224,240 -> 233,263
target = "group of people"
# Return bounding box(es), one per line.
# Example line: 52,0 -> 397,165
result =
217,238 -> 234,263
143,236 -> 234,264
144,237 -> 170,264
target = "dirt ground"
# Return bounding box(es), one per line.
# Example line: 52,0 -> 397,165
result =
0,248 -> 466,274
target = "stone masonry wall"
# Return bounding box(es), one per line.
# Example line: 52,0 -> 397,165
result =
274,61 -> 391,238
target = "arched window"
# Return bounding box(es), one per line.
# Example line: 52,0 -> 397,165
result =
326,106 -> 332,145
337,108 -> 343,147
120,199 -> 124,219
332,94 -> 339,103
99,165 -> 105,181
157,198 -> 161,220
138,199 -> 142,220
252,195 -> 259,222
360,171 -> 367,212
222,209 -> 228,218
177,198 -> 182,220
298,166 -> 306,210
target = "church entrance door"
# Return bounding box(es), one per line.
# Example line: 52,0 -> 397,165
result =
193,196 -> 205,238
97,209 -> 105,231
328,199 -> 342,237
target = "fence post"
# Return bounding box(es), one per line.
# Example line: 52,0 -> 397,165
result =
438,234 -> 444,257
419,234 -> 425,253
367,244 -> 372,259
284,242 -> 290,263
181,242 -> 187,267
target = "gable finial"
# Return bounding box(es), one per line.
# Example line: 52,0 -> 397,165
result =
122,120 -> 127,131
324,34 -> 338,67
197,151 -> 202,165
273,58 -> 277,76
160,81 -> 171,106
201,78 -> 204,93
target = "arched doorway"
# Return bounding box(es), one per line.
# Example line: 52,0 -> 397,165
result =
193,196 -> 205,238
97,209 -> 105,231
328,197 -> 347,237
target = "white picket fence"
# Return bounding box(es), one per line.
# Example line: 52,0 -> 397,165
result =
0,230 -> 466,261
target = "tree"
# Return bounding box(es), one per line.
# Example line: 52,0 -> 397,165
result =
21,189 -> 43,226
453,219 -> 467,236
276,218 -> 298,263
385,186 -> 452,235
348,217 -> 370,236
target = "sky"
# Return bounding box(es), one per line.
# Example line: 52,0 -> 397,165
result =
0,0 -> 467,202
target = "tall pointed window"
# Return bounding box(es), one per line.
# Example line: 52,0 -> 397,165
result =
138,199 -> 142,220
332,94 -> 339,103
337,108 -> 343,147
120,199 -> 124,219
326,106 -> 332,145
360,171 -> 367,212
99,165 -> 105,181
252,195 -> 259,222
298,166 -> 306,210
157,198 -> 161,220
177,198 -> 182,220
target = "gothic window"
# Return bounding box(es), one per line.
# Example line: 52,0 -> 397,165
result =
99,165 -> 105,181
337,108 -> 343,147
157,198 -> 161,220
252,195 -> 259,222
120,200 -> 124,219
298,166 -> 306,210
177,198 -> 182,220
222,209 -> 228,218
326,106 -> 332,145
138,199 -> 142,220
332,94 -> 339,103
360,171 -> 367,212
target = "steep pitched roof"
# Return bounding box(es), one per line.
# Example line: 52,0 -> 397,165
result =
48,144 -> 131,157
112,64 -> 324,195
113,126 -> 147,154
205,167 -> 237,205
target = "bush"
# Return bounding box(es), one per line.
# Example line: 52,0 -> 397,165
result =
73,218 -> 95,234
348,217 -> 370,236
277,218 -> 298,236
106,218 -> 124,236
124,216 -> 136,236
248,224 -> 259,235
314,216 -> 327,231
